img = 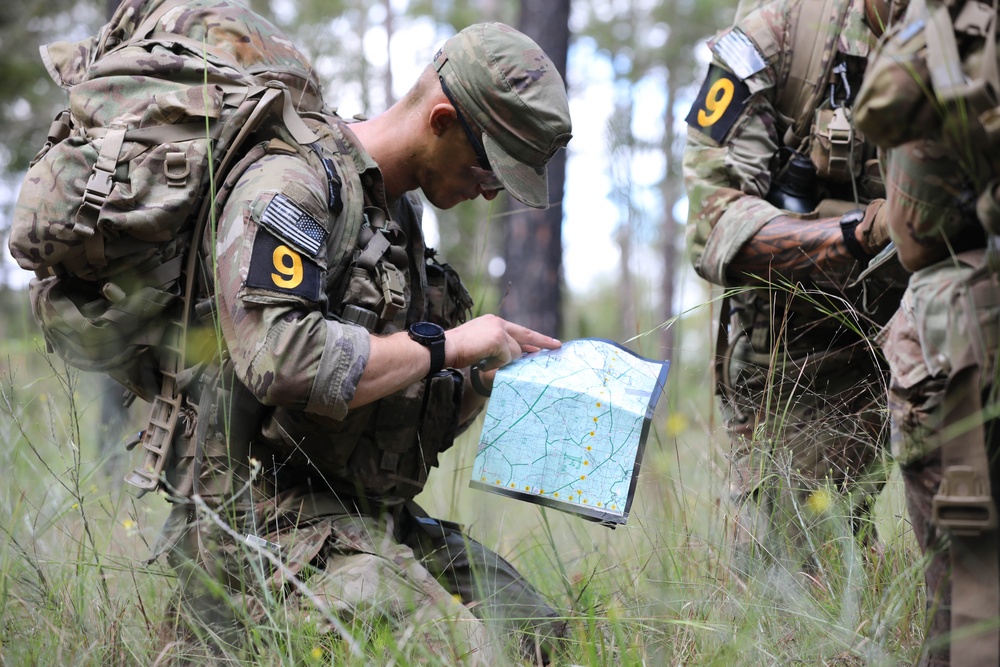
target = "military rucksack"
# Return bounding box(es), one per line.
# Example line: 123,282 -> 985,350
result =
8,0 -> 324,392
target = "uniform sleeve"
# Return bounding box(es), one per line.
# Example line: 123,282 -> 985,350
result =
213,150 -> 370,422
683,10 -> 789,287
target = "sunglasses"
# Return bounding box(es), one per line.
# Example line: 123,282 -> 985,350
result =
439,76 -> 504,192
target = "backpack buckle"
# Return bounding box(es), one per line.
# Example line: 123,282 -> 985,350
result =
81,167 -> 114,218
932,465 -> 998,536
80,125 -> 127,218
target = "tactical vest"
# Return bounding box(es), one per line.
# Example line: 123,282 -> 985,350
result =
160,116 -> 475,507
748,0 -> 880,205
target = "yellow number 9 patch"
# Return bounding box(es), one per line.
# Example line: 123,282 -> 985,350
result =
697,78 -> 735,127
271,245 -> 304,288
246,228 -> 321,301
685,64 -> 752,143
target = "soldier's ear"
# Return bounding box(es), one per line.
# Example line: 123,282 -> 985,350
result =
428,103 -> 458,137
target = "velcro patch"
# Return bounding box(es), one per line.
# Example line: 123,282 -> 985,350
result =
685,64 -> 752,143
246,228 -> 322,301
711,28 -> 767,80
259,193 -> 328,257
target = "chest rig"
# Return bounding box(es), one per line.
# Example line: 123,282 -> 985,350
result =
764,0 -> 881,212
249,118 -> 473,504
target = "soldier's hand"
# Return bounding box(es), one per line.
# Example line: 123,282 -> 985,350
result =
857,198 -> 891,255
445,314 -> 561,371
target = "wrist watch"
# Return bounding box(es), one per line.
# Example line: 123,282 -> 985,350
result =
839,209 -> 872,262
407,321 -> 446,377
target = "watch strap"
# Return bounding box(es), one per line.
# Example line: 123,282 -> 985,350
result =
840,210 -> 873,262
427,337 -> 446,377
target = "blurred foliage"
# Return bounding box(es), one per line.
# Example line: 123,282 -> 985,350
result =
0,0 -> 104,174
0,0 -> 730,368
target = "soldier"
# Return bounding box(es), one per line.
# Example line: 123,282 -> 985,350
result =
5,0 -> 572,660
855,0 -> 1000,663
683,0 -> 907,574
150,17 -> 572,666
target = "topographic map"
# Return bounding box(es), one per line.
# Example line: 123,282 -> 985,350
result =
470,338 -> 669,526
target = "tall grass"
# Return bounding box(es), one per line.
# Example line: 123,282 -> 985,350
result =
0,324 -> 930,665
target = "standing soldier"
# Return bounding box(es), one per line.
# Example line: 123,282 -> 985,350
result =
856,0 -> 1000,663
683,0 -> 907,574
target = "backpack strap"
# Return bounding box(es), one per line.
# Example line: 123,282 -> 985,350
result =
125,133 -> 287,495
933,365 -> 1000,666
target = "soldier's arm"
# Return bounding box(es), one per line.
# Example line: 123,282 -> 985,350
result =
684,65 -> 888,287
349,314 -> 559,409
214,152 -> 371,422
728,204 -> 887,284
683,28 -> 794,289
882,141 -> 986,272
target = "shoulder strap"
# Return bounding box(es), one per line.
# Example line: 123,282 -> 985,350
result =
932,364 -> 1000,666
774,0 -> 852,145
923,0 -> 1000,156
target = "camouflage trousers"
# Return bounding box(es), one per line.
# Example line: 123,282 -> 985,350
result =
157,487 -> 566,664
720,336 -> 890,572
880,250 -> 1000,665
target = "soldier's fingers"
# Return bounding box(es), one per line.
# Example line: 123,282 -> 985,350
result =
501,322 -> 561,349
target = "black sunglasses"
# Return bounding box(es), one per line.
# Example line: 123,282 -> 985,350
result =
439,76 -> 492,172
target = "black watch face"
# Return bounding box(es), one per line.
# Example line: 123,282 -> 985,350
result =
841,209 -> 865,226
410,321 -> 444,342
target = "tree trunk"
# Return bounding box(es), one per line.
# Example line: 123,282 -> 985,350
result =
383,0 -> 395,107
357,2 -> 371,113
500,0 -> 570,338
608,96 -> 637,342
659,75 -> 679,356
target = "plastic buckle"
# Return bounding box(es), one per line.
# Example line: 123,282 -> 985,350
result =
81,166 -> 115,215
932,465 -> 998,536
376,263 -> 406,319
826,107 -> 853,180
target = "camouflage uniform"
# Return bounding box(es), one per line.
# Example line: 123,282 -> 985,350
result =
10,1 -> 569,660
158,56 -> 566,667
684,0 -> 903,570
856,1 -> 1000,662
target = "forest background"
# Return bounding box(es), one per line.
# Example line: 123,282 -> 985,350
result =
0,0 -> 928,664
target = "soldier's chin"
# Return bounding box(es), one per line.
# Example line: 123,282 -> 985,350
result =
426,190 -> 467,211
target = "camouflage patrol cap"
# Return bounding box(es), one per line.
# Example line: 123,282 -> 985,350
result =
433,23 -> 572,209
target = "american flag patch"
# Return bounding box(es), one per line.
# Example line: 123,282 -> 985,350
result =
259,193 -> 328,257
711,29 -> 766,81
